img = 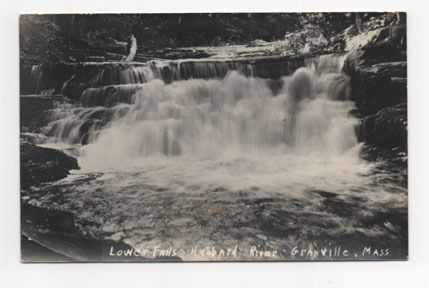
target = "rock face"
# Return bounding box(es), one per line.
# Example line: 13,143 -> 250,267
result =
20,95 -> 71,132
20,96 -> 55,132
24,63 -> 75,95
343,43 -> 406,116
343,38 -> 407,152
358,103 -> 407,150
20,141 -> 79,189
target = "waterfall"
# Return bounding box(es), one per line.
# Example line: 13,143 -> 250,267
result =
39,53 -> 359,170
34,54 -> 380,247
26,55 -> 305,98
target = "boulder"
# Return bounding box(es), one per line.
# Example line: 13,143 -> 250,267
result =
20,141 -> 79,189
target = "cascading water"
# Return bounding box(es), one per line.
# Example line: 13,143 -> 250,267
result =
40,54 -> 369,192
46,54 -> 359,163
28,55 -> 304,99
30,54 -> 406,260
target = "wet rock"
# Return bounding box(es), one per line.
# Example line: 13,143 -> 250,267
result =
22,202 -> 77,234
345,63 -> 406,116
21,235 -> 73,262
369,62 -> 406,78
358,103 -> 407,151
21,203 -> 182,262
343,43 -> 407,116
28,63 -> 75,95
20,141 -> 79,189
344,42 -> 404,68
344,40 -> 408,153
20,96 -> 55,132
20,95 -> 70,132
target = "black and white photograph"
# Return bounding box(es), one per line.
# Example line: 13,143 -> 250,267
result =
19,12 -> 408,262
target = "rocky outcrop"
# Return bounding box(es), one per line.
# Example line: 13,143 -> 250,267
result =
20,96 -> 55,132
343,43 -> 406,116
358,103 -> 407,150
343,38 -> 407,153
20,95 -> 71,132
20,141 -> 79,189
24,63 -> 75,95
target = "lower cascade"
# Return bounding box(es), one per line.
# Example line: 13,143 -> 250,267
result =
43,54 -> 361,169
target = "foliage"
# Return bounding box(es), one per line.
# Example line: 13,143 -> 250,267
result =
20,13 -> 391,65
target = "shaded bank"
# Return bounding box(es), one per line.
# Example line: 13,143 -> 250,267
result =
20,141 -> 79,189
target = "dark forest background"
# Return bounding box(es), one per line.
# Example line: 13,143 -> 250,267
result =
20,13 -> 375,65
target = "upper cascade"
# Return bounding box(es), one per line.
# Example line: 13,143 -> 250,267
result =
25,54 -> 308,99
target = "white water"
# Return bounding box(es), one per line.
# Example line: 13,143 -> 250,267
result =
40,54 -> 368,191
30,54 -> 409,260
49,54 -> 370,196
77,55 -> 356,160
